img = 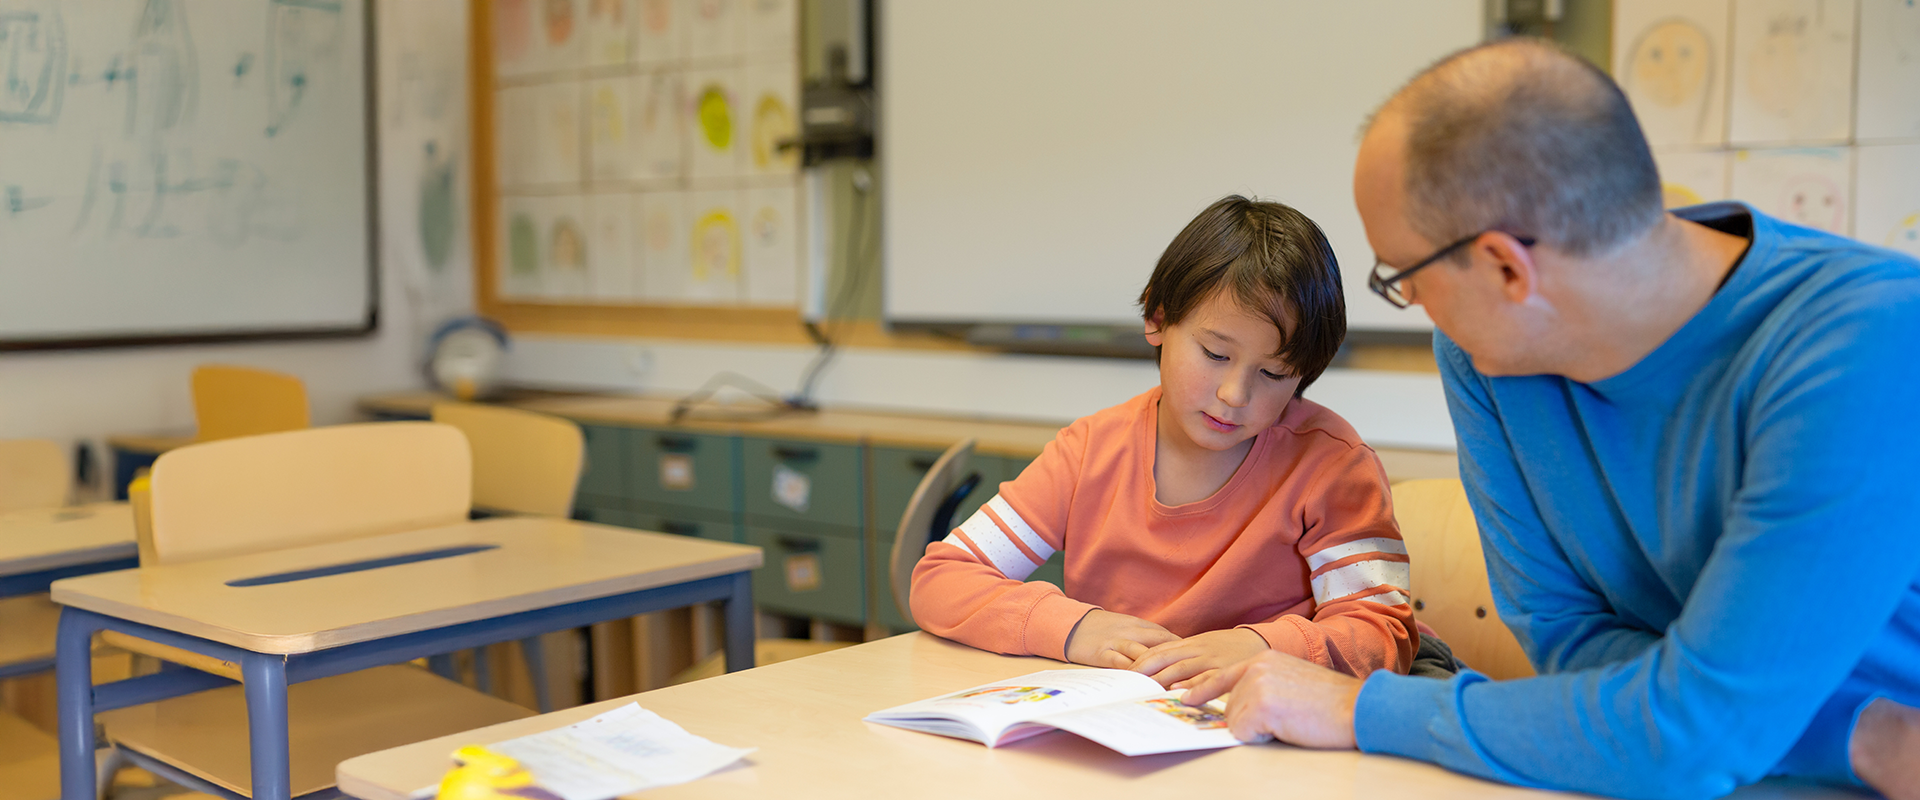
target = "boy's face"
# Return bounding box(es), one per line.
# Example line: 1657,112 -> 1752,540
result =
1145,289 -> 1302,454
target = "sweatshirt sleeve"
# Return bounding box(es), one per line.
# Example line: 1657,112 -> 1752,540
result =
1354,303 -> 1920,800
909,419 -> 1097,661
1239,442 -> 1416,676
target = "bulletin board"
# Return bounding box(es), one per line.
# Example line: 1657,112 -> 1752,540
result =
471,0 -> 807,337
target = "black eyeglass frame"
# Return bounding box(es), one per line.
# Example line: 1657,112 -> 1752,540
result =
1367,231 -> 1537,309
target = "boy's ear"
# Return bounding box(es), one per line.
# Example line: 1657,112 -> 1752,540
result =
1143,311 -> 1166,347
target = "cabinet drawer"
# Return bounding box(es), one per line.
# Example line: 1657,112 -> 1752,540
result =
575,505 -> 637,529
630,504 -> 737,544
629,429 -> 738,513
742,438 -> 863,528
869,447 -> 997,539
746,526 -> 864,625
579,425 -> 629,500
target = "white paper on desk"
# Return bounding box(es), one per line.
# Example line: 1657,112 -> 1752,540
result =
489,703 -> 753,800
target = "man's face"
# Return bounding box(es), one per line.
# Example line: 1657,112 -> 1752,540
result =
1353,115 -> 1538,376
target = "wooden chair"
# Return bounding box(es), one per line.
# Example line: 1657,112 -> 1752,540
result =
429,403 -> 585,711
0,439 -> 68,513
890,439 -> 982,624
190,365 -> 310,443
95,423 -> 532,799
1391,478 -> 1536,680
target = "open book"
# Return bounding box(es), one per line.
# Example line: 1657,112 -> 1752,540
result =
864,669 -> 1248,756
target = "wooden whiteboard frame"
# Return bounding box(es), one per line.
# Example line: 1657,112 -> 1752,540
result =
1,1 -> 381,353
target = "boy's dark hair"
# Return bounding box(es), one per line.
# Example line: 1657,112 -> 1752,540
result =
1137,195 -> 1346,393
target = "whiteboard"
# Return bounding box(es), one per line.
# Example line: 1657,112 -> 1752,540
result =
0,0 -> 374,347
879,1 -> 1483,333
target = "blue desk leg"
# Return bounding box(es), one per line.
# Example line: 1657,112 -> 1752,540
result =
520,636 -> 552,713
56,609 -> 102,800
724,571 -> 754,673
242,654 -> 292,800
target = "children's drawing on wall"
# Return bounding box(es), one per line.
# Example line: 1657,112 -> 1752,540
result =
0,2 -> 65,124
543,0 -> 575,46
587,78 -> 631,179
1729,0 -> 1857,144
1653,148 -> 1731,207
585,0 -> 630,66
1614,0 -> 1727,147
637,191 -> 689,300
265,0 -> 343,137
523,82 -> 582,185
687,69 -> 739,178
1730,147 -> 1852,234
743,0 -> 796,56
493,0 -> 533,70
634,69 -> 685,179
745,65 -> 796,174
687,0 -> 734,59
129,0 -> 196,135
743,185 -> 797,303
586,193 -> 637,300
1857,0 -> 1920,139
680,190 -> 742,301
634,0 -> 679,62
1855,144 -> 1920,259
499,196 -> 588,300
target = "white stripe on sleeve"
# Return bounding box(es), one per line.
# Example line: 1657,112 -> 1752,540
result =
943,503 -> 1041,580
986,496 -> 1055,563
1311,560 -> 1412,606
1305,537 -> 1409,571
1358,590 -> 1410,607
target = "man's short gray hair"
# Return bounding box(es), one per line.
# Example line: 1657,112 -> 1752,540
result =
1386,39 -> 1664,258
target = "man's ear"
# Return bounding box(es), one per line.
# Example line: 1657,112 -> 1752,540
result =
1476,232 -> 1540,304
1143,311 -> 1167,347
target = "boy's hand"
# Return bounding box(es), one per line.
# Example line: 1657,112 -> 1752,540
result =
1181,650 -> 1361,749
1065,609 -> 1179,668
1130,628 -> 1270,689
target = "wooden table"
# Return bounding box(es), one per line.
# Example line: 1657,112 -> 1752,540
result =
338,633 -> 1854,800
50,517 -> 763,800
0,503 -> 138,598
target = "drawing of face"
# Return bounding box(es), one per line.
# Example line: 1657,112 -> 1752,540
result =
590,0 -> 623,23
1780,174 -> 1844,233
1629,19 -> 1710,108
698,0 -> 725,21
549,219 -> 586,269
544,0 -> 574,46
753,204 -> 780,246
644,205 -> 675,251
641,0 -> 671,33
691,209 -> 740,281
697,85 -> 732,150
495,0 -> 534,63
1747,13 -> 1809,118
751,94 -> 796,170
1889,212 -> 1920,257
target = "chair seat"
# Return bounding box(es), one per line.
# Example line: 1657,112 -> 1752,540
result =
100,664 -> 533,798
0,595 -> 61,673
0,708 -> 60,800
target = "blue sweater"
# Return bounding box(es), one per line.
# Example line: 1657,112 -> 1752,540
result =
1354,204 -> 1920,799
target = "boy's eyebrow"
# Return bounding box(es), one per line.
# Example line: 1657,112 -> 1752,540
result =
1199,327 -> 1236,344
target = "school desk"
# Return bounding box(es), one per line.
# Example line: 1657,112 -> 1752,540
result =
336,632 -> 1853,800
0,503 -> 139,680
49,516 -> 762,800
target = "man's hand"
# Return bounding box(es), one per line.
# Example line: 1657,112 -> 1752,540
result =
1129,628 -> 1270,689
1064,609 -> 1179,668
1180,650 -> 1363,749
1853,697 -> 1920,800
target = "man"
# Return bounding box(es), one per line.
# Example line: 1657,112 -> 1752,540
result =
1183,39 -> 1920,800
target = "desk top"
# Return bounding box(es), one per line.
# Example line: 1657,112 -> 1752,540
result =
338,632 -> 1839,800
357,391 -> 1460,481
50,517 -> 762,655
0,502 -> 137,578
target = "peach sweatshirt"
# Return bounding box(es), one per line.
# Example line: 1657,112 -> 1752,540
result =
910,388 -> 1415,675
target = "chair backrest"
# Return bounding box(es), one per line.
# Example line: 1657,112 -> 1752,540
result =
0,439 -> 69,513
128,472 -> 158,565
145,422 -> 471,565
430,402 -> 584,518
191,364 -> 311,442
890,439 -> 978,623
1392,478 -> 1535,680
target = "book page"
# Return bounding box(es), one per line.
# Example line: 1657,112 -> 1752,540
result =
866,669 -> 1164,745
1034,691 -> 1247,757
466,703 -> 752,800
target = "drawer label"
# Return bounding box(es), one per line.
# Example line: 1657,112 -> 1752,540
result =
660,454 -> 695,491
786,553 -> 822,592
772,464 -> 811,512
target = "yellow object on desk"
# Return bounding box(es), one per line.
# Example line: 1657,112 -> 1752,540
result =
435,746 -> 559,800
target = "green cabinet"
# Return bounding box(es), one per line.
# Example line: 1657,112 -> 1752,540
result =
745,525 -> 865,625
575,505 -> 637,529
630,504 -> 737,544
578,425 -> 629,507
742,438 -> 863,528
629,429 -> 738,513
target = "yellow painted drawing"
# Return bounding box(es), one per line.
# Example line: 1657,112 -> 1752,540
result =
690,208 -> 740,281
751,93 -> 796,170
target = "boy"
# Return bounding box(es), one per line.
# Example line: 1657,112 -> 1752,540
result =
912,196 -> 1416,688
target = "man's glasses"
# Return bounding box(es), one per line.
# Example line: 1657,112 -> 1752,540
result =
1367,231 -> 1536,308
